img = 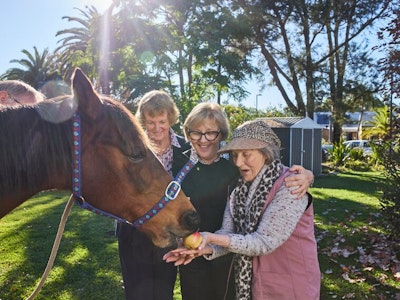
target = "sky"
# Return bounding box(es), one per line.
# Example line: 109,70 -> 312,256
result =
1,0 -> 285,109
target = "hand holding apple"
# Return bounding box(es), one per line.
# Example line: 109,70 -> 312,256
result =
183,231 -> 203,250
163,232 -> 215,266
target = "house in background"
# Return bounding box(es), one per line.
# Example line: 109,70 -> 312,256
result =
313,111 -> 376,142
258,117 -> 323,175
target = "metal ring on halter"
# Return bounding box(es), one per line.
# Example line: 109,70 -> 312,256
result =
73,195 -> 88,208
164,180 -> 181,200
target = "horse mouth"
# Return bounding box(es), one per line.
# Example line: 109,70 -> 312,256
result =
155,229 -> 192,248
165,230 -> 183,248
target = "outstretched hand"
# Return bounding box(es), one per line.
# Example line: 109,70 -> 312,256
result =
284,165 -> 314,198
163,247 -> 200,266
163,233 -> 213,266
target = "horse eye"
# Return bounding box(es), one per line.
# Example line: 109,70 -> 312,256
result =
127,153 -> 144,163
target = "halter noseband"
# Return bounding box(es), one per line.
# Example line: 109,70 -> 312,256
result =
72,113 -> 195,228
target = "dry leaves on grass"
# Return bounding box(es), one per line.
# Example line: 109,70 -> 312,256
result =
317,210 -> 400,294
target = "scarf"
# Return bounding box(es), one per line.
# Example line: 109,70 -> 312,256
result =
231,159 -> 282,300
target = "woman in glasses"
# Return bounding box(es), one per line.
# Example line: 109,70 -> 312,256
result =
172,102 -> 314,300
166,120 -> 320,300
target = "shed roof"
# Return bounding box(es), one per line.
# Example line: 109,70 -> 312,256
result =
258,116 -> 323,129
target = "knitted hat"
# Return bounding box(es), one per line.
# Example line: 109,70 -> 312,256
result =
218,120 -> 281,153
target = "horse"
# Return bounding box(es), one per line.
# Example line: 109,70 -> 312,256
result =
0,68 -> 200,248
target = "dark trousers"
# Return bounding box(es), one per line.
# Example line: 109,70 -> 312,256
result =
179,254 -> 235,300
116,222 -> 177,300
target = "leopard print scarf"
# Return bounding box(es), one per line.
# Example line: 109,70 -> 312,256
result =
231,160 -> 282,300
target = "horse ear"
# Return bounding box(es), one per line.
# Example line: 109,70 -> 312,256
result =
71,68 -> 103,120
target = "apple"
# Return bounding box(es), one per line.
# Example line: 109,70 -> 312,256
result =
183,231 -> 203,250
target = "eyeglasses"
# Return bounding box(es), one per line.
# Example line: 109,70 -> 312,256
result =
187,129 -> 221,141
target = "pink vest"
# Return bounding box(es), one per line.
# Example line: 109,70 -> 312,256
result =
251,167 -> 321,299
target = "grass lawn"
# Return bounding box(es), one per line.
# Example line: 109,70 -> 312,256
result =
0,171 -> 399,299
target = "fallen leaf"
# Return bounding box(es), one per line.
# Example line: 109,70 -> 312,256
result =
394,272 -> 400,281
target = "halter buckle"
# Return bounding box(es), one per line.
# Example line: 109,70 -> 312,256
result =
165,180 -> 181,200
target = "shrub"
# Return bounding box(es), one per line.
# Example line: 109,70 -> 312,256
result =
378,107 -> 400,241
379,143 -> 400,240
344,158 -> 371,171
347,148 -> 364,161
329,138 -> 349,167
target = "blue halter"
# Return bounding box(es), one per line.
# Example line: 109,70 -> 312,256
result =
71,113 -> 195,228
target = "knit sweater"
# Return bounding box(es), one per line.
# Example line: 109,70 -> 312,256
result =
204,172 -> 320,299
205,174 -> 308,258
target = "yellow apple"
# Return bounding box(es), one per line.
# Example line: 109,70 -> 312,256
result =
183,231 -> 203,250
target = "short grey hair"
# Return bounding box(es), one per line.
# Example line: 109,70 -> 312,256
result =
183,102 -> 230,141
259,144 -> 281,164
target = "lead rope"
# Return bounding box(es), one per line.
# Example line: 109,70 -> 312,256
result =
25,194 -> 75,300
25,114 -> 83,299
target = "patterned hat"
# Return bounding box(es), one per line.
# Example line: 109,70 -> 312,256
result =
218,120 -> 281,153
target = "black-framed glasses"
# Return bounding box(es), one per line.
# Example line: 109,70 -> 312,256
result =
187,129 -> 221,141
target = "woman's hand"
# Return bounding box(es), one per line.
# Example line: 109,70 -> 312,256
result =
163,247 -> 198,266
163,232 -> 213,266
285,165 -> 314,198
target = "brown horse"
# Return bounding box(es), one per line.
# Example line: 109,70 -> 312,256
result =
0,68 -> 199,248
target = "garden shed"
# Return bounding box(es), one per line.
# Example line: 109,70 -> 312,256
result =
258,116 -> 323,175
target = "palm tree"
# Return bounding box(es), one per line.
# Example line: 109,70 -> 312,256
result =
362,106 -> 390,140
56,5 -> 117,94
0,47 -> 59,90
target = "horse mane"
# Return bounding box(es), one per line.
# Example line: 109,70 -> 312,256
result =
0,102 -> 72,194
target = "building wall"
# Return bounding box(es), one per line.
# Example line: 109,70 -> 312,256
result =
272,127 -> 322,175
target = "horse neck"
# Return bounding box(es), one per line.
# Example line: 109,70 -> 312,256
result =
0,107 -> 73,202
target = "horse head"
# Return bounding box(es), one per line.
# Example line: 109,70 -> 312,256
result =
0,68 -> 200,248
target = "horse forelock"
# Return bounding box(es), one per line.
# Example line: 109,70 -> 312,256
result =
101,97 -> 153,153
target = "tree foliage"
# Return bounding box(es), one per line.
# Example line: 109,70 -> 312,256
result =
227,0 -> 389,143
0,47 -> 60,91
375,3 -> 400,240
377,105 -> 400,240
363,106 -> 390,139
0,0 -> 394,130
376,3 -> 400,98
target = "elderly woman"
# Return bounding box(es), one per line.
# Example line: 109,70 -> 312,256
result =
165,119 -> 321,300
116,90 -> 190,300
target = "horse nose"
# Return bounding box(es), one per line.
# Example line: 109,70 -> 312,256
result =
182,210 -> 201,231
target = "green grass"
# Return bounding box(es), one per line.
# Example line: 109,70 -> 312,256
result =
1,172 -> 399,299
312,171 -> 399,299
0,191 -> 123,300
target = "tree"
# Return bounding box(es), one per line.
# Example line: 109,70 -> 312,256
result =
188,4 -> 257,104
0,47 -> 60,91
113,0 -> 257,110
375,3 -> 400,241
378,104 -> 400,240
376,3 -> 400,98
228,0 -> 389,143
55,6 -> 112,92
362,106 -> 390,139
